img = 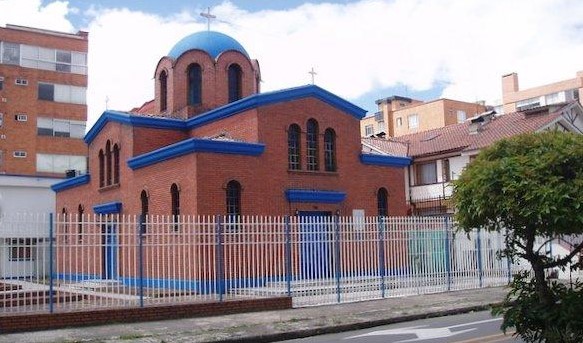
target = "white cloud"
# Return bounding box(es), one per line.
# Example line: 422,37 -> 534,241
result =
0,0 -> 73,32
3,0 -> 583,127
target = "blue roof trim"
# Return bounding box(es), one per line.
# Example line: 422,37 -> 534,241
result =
93,201 -> 122,214
84,110 -> 186,144
51,174 -> 90,193
360,153 -> 412,167
186,85 -> 367,129
285,189 -> 347,204
128,138 -> 265,170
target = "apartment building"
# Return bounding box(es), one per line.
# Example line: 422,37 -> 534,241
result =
361,96 -> 486,137
502,70 -> 583,114
0,24 -> 88,214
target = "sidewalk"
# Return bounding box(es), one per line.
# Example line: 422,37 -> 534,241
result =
0,287 -> 508,343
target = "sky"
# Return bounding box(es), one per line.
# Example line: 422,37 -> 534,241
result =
1,0 -> 583,129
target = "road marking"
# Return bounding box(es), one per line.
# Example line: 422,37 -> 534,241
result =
345,317 -> 503,342
453,330 -> 516,343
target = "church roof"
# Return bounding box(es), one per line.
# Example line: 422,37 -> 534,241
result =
167,31 -> 249,60
85,85 -> 367,144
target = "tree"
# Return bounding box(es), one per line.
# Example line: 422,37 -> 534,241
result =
452,131 -> 583,342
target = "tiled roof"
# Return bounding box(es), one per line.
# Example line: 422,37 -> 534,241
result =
370,105 -> 569,157
361,137 -> 409,157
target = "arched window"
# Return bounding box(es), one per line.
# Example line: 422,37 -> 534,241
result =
324,128 -> 336,172
105,140 -> 112,186
226,180 -> 241,217
288,124 -> 301,170
77,204 -> 84,241
228,64 -> 242,103
377,188 -> 389,217
187,63 -> 202,105
98,149 -> 105,188
140,190 -> 149,233
171,183 -> 180,231
159,70 -> 168,112
113,144 -> 120,185
306,119 -> 319,171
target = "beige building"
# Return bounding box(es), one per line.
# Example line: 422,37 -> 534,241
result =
361,96 -> 486,137
502,70 -> 583,114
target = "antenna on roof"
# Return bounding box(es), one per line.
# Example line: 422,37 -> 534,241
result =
200,7 -> 216,31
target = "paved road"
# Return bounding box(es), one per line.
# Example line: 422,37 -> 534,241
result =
280,310 -> 521,343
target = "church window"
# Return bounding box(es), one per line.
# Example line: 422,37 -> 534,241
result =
140,190 -> 149,233
228,64 -> 242,103
105,140 -> 112,186
226,180 -> 241,217
98,149 -> 105,188
187,64 -> 202,105
377,188 -> 389,217
159,70 -> 168,112
113,144 -> 120,185
306,119 -> 319,171
288,124 -> 301,170
171,183 -> 180,231
324,128 -> 336,172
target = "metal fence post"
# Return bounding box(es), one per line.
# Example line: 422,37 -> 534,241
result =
444,217 -> 452,291
49,213 -> 55,314
138,214 -> 145,308
284,215 -> 292,297
378,216 -> 386,298
506,228 -> 512,284
476,228 -> 483,288
215,215 -> 225,301
334,215 -> 341,303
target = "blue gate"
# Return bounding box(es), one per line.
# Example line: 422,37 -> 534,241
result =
299,211 -> 333,279
102,223 -> 117,279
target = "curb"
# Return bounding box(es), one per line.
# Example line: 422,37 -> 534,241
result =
215,303 -> 503,343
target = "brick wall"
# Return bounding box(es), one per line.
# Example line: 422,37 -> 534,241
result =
0,297 -> 292,333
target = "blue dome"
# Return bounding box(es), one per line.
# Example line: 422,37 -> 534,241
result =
168,31 -> 249,60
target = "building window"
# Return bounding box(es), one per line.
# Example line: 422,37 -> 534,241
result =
188,63 -> 202,105
159,70 -> 168,112
36,153 -> 87,173
226,180 -> 241,217
9,239 -> 34,262
171,183 -> 180,230
98,149 -> 105,188
408,114 -> 419,129
15,114 -> 27,122
228,64 -> 242,103
37,82 -> 86,104
37,117 -> 85,138
416,161 -> 438,185
443,159 -> 451,182
13,151 -> 27,158
140,190 -> 149,233
0,76 -> 4,90
377,188 -> 389,217
288,124 -> 301,170
15,78 -> 28,86
365,124 -> 374,136
457,110 -> 466,123
2,42 -> 20,65
0,113 -> 3,127
306,119 -> 319,171
113,144 -> 120,185
324,128 -> 336,172
105,141 -> 112,186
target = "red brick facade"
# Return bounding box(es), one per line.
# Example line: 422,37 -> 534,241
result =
0,25 -> 88,177
54,31 -> 410,218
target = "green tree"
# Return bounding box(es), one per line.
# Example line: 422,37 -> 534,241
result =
452,131 -> 583,342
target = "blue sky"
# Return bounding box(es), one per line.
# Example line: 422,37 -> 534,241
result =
3,0 -> 583,127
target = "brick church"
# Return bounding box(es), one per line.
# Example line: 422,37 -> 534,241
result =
52,31 -> 411,218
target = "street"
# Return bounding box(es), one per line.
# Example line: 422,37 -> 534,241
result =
281,310 -> 521,343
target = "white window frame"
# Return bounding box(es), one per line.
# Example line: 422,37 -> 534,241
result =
365,124 -> 374,136
15,113 -> 27,122
13,151 -> 27,158
457,110 -> 466,123
408,114 -> 419,129
15,78 -> 28,86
